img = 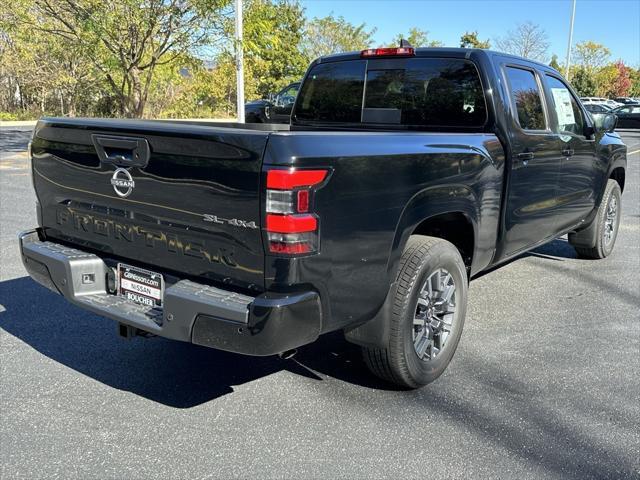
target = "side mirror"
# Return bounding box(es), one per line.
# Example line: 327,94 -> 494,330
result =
603,113 -> 618,133
591,113 -> 618,133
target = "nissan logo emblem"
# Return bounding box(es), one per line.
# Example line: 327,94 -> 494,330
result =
110,168 -> 135,197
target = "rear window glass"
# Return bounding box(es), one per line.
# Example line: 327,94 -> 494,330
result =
505,66 -> 546,130
294,60 -> 366,123
294,58 -> 487,128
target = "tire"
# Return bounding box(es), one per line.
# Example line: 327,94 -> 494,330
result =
570,179 -> 622,259
362,235 -> 468,388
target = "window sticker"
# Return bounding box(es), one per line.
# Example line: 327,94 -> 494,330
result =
551,87 -> 575,128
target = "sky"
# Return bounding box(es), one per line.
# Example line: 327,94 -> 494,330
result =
300,0 -> 640,66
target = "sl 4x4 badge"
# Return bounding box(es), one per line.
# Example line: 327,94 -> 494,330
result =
203,214 -> 258,229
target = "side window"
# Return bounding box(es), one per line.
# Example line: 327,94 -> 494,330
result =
295,60 -> 366,123
505,66 -> 546,130
545,75 -> 585,136
280,84 -> 299,99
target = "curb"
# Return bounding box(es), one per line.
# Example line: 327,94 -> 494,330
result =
0,120 -> 37,127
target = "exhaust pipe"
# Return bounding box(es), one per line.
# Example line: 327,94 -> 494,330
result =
278,348 -> 297,360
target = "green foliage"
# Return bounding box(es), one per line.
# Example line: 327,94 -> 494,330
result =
549,54 -> 563,74
1,1 -> 637,120
630,69 -> 640,97
390,28 -> 442,48
573,41 -> 610,72
236,0 -> 308,96
301,14 -> 376,61
569,67 -> 597,96
460,31 -> 490,49
4,0 -> 232,117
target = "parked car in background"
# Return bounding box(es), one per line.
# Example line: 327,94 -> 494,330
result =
613,97 -> 639,105
581,97 -> 623,108
584,103 -> 612,114
245,82 -> 300,123
612,104 -> 640,128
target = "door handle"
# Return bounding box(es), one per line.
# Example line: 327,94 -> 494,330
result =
515,152 -> 534,167
562,148 -> 575,157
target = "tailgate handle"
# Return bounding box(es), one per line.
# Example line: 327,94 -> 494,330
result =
92,135 -> 150,168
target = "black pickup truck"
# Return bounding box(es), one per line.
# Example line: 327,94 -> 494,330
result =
20,46 -> 627,388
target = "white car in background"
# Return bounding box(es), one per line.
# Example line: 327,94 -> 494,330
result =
581,97 -> 623,108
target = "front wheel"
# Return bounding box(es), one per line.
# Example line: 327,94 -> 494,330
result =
362,236 -> 468,388
569,179 -> 622,259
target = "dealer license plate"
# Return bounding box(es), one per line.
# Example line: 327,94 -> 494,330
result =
117,263 -> 164,307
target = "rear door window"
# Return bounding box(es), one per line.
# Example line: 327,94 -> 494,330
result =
504,66 -> 546,131
294,57 -> 487,128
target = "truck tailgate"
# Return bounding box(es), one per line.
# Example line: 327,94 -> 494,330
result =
30,118 -> 270,291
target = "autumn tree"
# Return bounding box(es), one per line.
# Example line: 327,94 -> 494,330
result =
301,14 -> 375,61
573,41 -> 611,73
610,60 -> 632,97
495,21 -> 549,61
460,31 -> 490,49
630,69 -> 640,97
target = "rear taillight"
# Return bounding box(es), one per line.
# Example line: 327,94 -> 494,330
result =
265,169 -> 328,255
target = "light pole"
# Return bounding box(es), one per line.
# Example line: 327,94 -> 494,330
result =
235,0 -> 245,123
564,0 -> 576,81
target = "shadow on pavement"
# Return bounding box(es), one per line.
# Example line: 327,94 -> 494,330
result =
0,276 -> 390,408
1,255 -> 638,478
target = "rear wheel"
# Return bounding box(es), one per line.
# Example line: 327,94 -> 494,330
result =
362,236 -> 468,388
570,179 -> 621,259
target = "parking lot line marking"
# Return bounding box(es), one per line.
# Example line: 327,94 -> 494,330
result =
628,148 -> 640,155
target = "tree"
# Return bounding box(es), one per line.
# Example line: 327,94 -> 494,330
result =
570,67 -> 597,97
301,14 -> 375,61
233,0 -> 308,97
0,8 -> 101,117
610,60 -> 632,97
630,69 -> 640,97
11,0 -> 232,118
460,31 -> 490,49
549,54 -> 562,73
595,64 -> 619,97
494,22 -> 549,61
390,27 -> 442,47
573,41 -> 610,72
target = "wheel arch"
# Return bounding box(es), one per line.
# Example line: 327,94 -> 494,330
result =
387,189 -> 479,283
345,199 -> 478,349
609,166 -> 625,193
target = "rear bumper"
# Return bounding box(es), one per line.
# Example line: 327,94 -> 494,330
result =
19,229 -> 322,356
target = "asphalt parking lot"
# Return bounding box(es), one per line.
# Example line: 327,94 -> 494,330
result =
1,125 -> 639,479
